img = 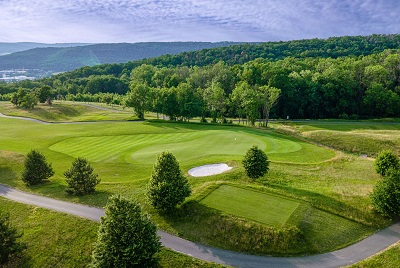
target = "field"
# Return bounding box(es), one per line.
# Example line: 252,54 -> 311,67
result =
0,102 -> 398,266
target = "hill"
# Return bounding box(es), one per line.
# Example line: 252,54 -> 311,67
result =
0,42 -> 89,56
0,42 -> 244,73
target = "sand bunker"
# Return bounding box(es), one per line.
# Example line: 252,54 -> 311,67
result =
188,163 -> 232,177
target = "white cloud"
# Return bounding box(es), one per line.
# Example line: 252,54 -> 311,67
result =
0,0 -> 399,43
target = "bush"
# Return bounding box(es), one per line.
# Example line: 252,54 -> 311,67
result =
0,212 -> 26,264
22,150 -> 54,185
64,157 -> 100,195
374,150 -> 400,177
371,169 -> 400,218
90,195 -> 160,267
242,146 -> 269,179
146,151 -> 191,211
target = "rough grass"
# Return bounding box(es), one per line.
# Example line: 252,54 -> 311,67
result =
199,185 -> 300,227
0,197 -> 224,268
349,242 -> 400,268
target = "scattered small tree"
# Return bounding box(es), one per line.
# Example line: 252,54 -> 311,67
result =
371,169 -> 400,218
64,157 -> 100,195
146,151 -> 191,211
22,150 -> 54,185
0,212 -> 26,264
242,146 -> 269,179
374,150 -> 400,177
90,195 -> 160,267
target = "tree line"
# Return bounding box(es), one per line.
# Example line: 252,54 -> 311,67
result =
1,49 -> 400,121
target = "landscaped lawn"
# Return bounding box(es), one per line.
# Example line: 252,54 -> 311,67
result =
200,185 -> 300,227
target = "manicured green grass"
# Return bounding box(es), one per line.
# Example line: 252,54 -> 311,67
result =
0,104 -> 391,258
49,129 -> 328,165
200,185 -> 300,227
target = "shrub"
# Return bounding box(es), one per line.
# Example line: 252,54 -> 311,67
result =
22,150 -> 54,185
374,150 -> 400,177
371,169 -> 400,218
64,157 -> 100,195
146,151 -> 191,211
0,212 -> 26,264
90,195 -> 160,267
242,146 -> 269,179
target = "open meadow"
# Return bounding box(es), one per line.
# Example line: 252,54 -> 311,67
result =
0,102 -> 398,266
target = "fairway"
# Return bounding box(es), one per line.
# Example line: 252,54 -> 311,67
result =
200,185 -> 300,227
49,129 -> 333,165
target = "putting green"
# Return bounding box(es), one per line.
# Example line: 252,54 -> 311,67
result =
200,185 -> 300,227
49,129 -> 333,165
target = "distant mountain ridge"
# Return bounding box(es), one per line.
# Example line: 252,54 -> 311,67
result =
0,42 -> 245,72
0,42 -> 90,55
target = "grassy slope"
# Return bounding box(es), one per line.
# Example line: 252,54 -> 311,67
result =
0,101 -> 135,122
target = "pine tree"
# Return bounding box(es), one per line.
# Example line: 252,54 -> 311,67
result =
64,157 -> 100,195
22,150 -> 54,185
147,151 -> 191,211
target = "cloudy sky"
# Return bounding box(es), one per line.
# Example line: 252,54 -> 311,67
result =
1,0 -> 399,43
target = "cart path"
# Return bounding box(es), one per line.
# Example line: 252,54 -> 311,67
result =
0,184 -> 399,267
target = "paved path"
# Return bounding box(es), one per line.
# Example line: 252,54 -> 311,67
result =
1,184 -> 399,267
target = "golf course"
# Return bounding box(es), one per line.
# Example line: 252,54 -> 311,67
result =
0,101 -> 399,267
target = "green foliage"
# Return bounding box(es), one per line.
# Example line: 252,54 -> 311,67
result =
242,146 -> 269,179
0,212 -> 26,264
374,150 -> 400,177
371,169 -> 400,218
90,195 -> 160,267
64,157 -> 100,195
36,85 -> 53,103
147,151 -> 191,211
11,88 -> 38,109
22,149 -> 54,185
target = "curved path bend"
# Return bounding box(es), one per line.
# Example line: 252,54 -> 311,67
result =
0,184 -> 399,268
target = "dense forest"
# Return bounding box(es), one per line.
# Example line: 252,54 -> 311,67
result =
1,34 -> 400,121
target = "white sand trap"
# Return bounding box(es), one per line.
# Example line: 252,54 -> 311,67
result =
188,163 -> 232,177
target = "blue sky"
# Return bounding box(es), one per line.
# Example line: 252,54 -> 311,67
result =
1,0 -> 399,43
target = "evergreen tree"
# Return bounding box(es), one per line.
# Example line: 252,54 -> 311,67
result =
374,150 -> 400,177
90,195 -> 160,267
242,146 -> 269,179
147,151 -> 191,211
64,157 -> 100,195
0,212 -> 26,264
22,150 -> 54,185
371,169 -> 400,218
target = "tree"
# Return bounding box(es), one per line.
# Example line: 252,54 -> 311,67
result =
0,212 -> 26,265
64,157 -> 100,195
371,169 -> 400,218
90,195 -> 160,267
242,146 -> 269,179
374,150 -> 400,177
146,151 -> 191,211
258,85 -> 281,127
22,150 -> 54,185
36,85 -> 53,104
124,82 -> 150,120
